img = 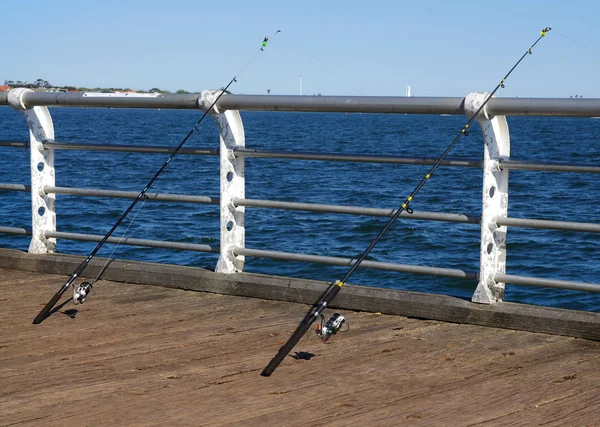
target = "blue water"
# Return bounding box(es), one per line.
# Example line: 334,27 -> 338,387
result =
1,106 -> 599,311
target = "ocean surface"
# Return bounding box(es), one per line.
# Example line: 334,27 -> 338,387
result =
0,105 -> 598,312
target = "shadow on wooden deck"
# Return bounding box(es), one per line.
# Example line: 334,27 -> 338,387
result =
1,268 -> 599,426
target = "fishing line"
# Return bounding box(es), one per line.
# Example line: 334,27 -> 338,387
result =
32,32 -> 280,324
92,198 -> 148,281
555,29 -> 600,58
261,27 -> 552,377
71,198 -> 149,305
279,31 -> 365,95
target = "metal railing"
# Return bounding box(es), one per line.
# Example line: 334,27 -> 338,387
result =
1,89 -> 599,306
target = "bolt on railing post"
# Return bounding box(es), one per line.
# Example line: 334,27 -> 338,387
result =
8,88 -> 56,254
199,90 -> 245,273
465,92 -> 510,304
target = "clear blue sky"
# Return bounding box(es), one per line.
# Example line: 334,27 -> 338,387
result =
2,0 -> 599,98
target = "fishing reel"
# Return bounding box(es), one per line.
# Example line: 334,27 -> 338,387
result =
315,312 -> 348,342
73,282 -> 93,305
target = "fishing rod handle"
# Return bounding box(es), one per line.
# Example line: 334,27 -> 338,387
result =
32,287 -> 65,324
261,284 -> 342,376
261,319 -> 313,377
32,275 -> 77,324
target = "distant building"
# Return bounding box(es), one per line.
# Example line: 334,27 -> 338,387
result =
0,85 -> 12,92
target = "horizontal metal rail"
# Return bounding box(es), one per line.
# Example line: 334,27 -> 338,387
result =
220,95 -> 466,114
0,140 -> 28,148
43,186 -> 219,204
0,140 -> 218,155
5,226 -> 599,293
233,148 -> 482,167
4,142 -> 600,175
3,92 -> 600,117
45,231 -> 219,253
235,198 -> 480,224
486,98 -> 600,117
219,96 -> 600,117
236,149 -> 600,173
234,247 -> 478,280
497,217 -> 600,233
3,184 -> 597,233
0,226 -> 31,235
0,184 -> 30,192
3,141 -> 599,174
497,274 -> 600,293
499,159 -> 600,174
43,141 -> 219,155
0,91 -> 200,109
239,247 -> 600,293
0,140 -> 482,167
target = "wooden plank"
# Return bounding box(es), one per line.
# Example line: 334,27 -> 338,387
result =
1,269 -> 599,426
1,248 -> 600,341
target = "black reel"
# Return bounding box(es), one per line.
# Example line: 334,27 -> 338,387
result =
73,282 -> 93,305
316,312 -> 347,342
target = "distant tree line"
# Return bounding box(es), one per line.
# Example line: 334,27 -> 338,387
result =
3,79 -> 198,94
4,79 -> 52,89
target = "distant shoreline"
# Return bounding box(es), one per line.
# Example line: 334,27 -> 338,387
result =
1,81 -> 197,95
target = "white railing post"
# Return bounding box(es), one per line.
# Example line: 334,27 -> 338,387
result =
465,92 -> 510,303
199,90 -> 245,273
8,88 -> 56,254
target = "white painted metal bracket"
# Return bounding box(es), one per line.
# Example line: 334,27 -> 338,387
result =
199,90 -> 245,273
465,92 -> 510,303
8,88 -> 57,254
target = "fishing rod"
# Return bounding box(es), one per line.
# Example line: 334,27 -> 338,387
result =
32,32 -> 280,324
261,27 -> 552,377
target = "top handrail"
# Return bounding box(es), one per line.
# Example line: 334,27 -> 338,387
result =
2,91 -> 600,117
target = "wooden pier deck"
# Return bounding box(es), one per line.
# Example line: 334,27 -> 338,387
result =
1,268 -> 599,426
